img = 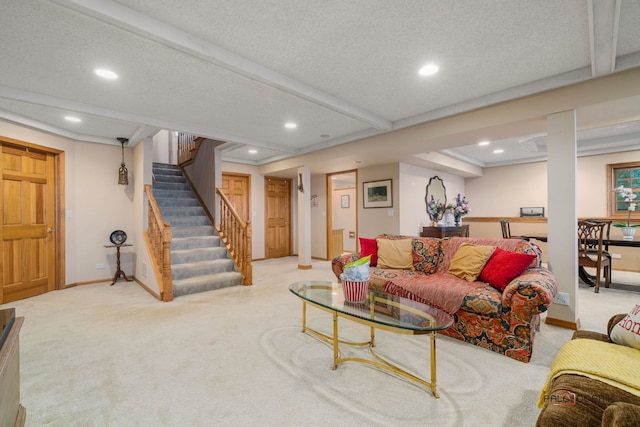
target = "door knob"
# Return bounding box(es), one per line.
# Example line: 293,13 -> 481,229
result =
47,227 -> 56,233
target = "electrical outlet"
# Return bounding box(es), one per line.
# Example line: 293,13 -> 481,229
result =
553,291 -> 570,305
611,253 -> 622,259
96,263 -> 106,269
142,262 -> 148,277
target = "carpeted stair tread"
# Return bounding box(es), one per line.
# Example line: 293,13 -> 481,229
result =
156,198 -> 201,208
153,182 -> 191,191
171,236 -> 220,250
171,226 -> 216,238
153,189 -> 196,199
152,162 -> 240,297
171,247 -> 228,264
172,271 -> 242,297
171,259 -> 236,280
161,206 -> 206,217
163,215 -> 211,227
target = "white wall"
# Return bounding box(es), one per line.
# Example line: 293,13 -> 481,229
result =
310,174 -> 327,258
357,164 -> 400,239
332,187 -> 356,252
465,162 -> 548,217
399,163 -> 465,236
464,151 -> 640,219
152,130 -> 171,164
0,121 -> 136,286
133,137 -> 159,293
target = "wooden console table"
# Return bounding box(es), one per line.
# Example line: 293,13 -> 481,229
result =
104,244 -> 133,286
0,309 -> 26,427
420,225 -> 469,238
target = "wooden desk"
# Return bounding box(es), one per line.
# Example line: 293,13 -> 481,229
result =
420,225 -> 469,238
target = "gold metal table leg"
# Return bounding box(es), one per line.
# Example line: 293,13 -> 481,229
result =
301,301 -> 307,333
332,311 -> 339,370
430,331 -> 439,398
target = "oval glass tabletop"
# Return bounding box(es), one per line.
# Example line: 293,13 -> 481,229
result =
289,280 -> 453,332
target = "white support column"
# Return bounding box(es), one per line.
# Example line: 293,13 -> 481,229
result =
545,110 -> 580,329
297,166 -> 312,269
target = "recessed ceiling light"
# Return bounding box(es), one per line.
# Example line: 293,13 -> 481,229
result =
284,122 -> 297,129
94,68 -> 118,79
478,140 -> 490,146
493,149 -> 504,154
418,63 -> 439,77
64,116 -> 82,123
248,149 -> 257,154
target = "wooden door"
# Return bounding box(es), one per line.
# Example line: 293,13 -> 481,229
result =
1,145 -> 56,303
265,177 -> 291,258
221,173 -> 250,221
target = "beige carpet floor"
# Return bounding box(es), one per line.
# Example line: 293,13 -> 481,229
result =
1,257 -> 637,427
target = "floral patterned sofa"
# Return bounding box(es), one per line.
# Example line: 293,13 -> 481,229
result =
331,234 -> 557,362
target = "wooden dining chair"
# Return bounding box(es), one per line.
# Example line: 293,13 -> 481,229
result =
500,219 -> 521,239
577,220 -> 611,293
584,219 -> 613,280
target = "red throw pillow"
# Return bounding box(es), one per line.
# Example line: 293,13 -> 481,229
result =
479,247 -> 536,291
359,237 -> 378,266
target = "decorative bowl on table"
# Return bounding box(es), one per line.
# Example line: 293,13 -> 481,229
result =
109,230 -> 127,245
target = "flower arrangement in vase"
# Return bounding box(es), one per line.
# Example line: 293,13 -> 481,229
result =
426,195 -> 445,226
446,194 -> 470,226
613,186 -> 639,240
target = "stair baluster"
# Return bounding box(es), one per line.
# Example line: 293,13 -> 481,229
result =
144,184 -> 173,301
216,189 -> 252,285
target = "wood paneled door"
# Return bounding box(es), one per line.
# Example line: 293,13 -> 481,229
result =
1,144 -> 57,303
221,173 -> 250,221
265,177 -> 291,258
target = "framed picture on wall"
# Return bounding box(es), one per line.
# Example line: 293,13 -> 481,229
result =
363,179 -> 392,208
520,207 -> 545,217
341,194 -> 350,208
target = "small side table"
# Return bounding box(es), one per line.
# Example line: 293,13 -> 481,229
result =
104,244 -> 133,286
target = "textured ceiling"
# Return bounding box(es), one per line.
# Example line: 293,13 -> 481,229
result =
1,0 -> 640,175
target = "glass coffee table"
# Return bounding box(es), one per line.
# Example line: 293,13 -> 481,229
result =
289,280 -> 453,398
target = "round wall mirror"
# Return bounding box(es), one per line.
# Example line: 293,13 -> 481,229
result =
425,176 -> 447,222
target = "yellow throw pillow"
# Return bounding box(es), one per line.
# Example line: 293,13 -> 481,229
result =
448,243 -> 495,281
376,238 -> 414,269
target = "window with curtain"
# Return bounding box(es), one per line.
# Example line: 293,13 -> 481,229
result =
608,161 -> 640,218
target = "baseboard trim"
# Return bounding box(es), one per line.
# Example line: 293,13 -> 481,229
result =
545,316 -> 581,330
133,277 -> 162,301
298,264 -> 312,270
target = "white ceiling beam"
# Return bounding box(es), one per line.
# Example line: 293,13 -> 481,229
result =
0,85 -> 297,152
46,0 -> 393,131
588,0 -> 620,76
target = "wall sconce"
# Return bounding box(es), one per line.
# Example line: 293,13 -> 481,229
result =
117,137 -> 129,185
297,173 -> 304,193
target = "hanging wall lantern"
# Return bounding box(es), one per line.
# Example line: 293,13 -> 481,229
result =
117,137 -> 129,185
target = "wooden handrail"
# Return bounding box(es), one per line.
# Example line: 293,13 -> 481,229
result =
177,133 -> 202,166
216,188 -> 252,285
144,184 -> 173,301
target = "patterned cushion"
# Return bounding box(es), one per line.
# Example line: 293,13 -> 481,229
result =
412,237 -> 444,274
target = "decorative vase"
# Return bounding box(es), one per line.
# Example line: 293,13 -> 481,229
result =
442,211 -> 455,227
454,213 -> 462,227
621,227 -> 636,240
